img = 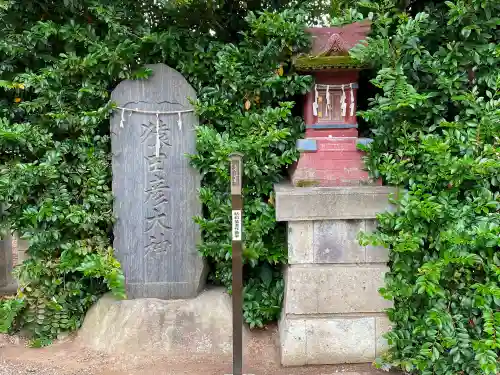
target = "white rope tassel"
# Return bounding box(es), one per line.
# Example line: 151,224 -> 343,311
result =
120,108 -> 125,128
116,106 -> 194,115
350,84 -> 355,117
312,84 -> 319,116
325,85 -> 330,116
114,107 -> 195,157
155,113 -> 160,158
341,85 -> 347,117
177,112 -> 182,131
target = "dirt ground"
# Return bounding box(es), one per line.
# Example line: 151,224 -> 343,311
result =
0,333 -> 390,375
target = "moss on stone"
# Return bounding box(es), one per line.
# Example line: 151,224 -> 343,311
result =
294,55 -> 364,71
295,179 -> 321,187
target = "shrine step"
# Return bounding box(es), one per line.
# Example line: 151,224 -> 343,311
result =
290,154 -> 380,187
292,172 -> 379,187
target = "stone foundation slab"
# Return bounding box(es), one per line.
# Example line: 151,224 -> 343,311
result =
284,265 -> 392,315
276,184 -> 394,366
275,184 -> 397,221
279,315 -> 391,366
287,220 -> 389,264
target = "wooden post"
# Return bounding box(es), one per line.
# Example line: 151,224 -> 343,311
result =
230,152 -> 243,375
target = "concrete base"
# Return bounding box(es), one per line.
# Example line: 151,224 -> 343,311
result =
280,315 -> 391,366
0,234 -> 12,287
283,265 -> 392,315
77,288 -> 244,356
275,184 -> 394,366
275,184 -> 397,221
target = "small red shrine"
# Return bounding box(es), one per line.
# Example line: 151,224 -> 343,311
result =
290,21 -> 380,187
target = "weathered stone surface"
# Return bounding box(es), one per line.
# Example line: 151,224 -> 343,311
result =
375,315 -> 392,356
0,234 -> 12,287
307,317 -> 376,364
288,220 -> 389,264
13,234 -> 30,265
284,265 -> 392,314
283,266 -> 318,315
111,63 -> 206,299
313,220 -> 365,263
365,220 -> 389,263
275,184 -> 396,222
279,315 -> 307,366
77,288 -> 241,355
280,316 -> 376,366
0,283 -> 16,296
287,222 -> 314,263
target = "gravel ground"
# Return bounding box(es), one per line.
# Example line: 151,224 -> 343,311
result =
0,333 -> 391,375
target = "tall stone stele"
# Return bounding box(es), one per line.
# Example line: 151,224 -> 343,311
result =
111,64 -> 207,299
276,22 -> 395,366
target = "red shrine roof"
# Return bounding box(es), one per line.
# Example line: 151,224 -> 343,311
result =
295,20 -> 371,71
306,21 -> 371,56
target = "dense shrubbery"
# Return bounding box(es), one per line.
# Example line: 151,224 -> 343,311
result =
187,10 -> 312,328
0,0 -> 311,342
351,1 -> 500,374
2,4 -> 498,375
0,1 -> 150,345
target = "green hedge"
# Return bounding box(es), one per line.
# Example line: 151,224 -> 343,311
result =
352,1 -> 500,374
0,1 -> 311,343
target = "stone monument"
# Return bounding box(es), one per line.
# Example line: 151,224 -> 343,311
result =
111,63 -> 206,299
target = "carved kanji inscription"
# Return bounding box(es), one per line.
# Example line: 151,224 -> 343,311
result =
111,64 -> 206,299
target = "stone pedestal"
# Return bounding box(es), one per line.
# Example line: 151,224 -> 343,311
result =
12,233 -> 30,266
77,288 -> 242,356
0,234 -> 12,288
275,184 -> 394,366
16,237 -> 29,264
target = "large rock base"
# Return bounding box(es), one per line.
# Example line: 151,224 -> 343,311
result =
77,288 -> 241,355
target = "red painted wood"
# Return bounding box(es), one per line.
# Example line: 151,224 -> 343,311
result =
292,22 -> 381,187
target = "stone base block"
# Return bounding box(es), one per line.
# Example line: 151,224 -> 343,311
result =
77,288 -> 244,355
284,265 -> 392,315
287,220 -> 389,264
0,235 -> 12,287
275,184 -> 396,222
15,235 -> 29,265
279,315 -> 391,366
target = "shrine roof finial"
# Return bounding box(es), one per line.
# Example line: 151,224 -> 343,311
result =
294,20 -> 371,71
